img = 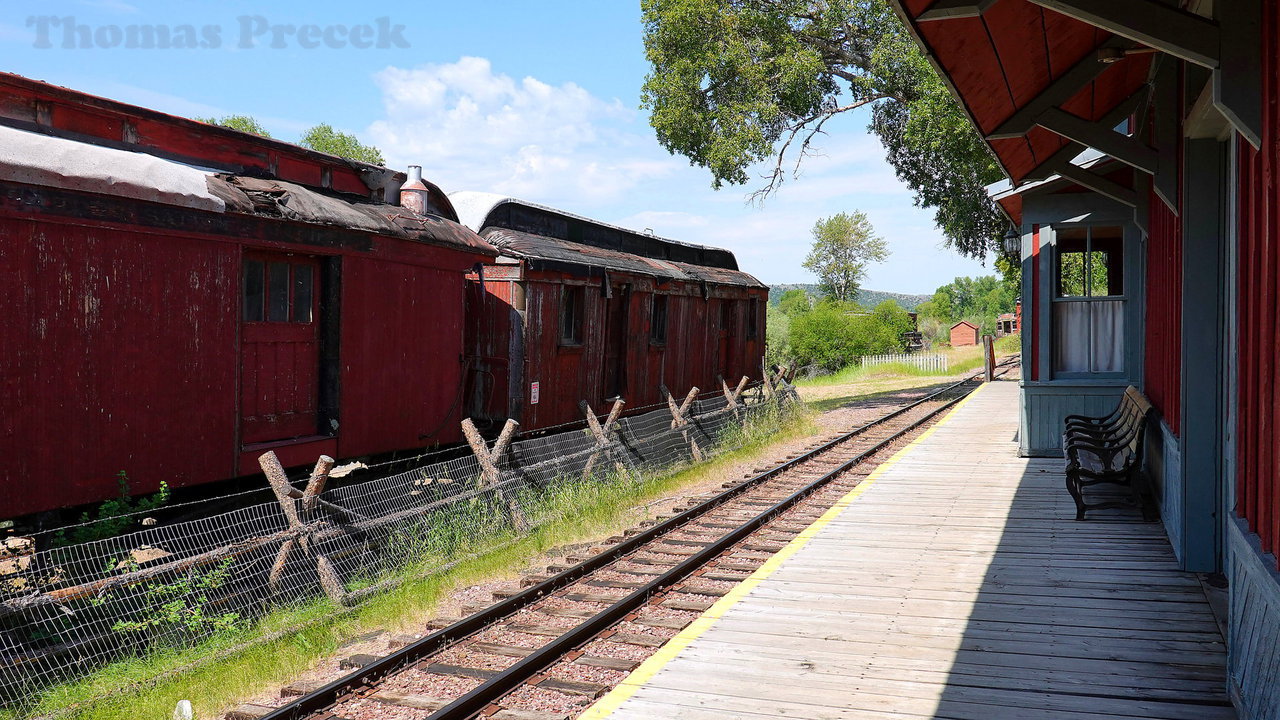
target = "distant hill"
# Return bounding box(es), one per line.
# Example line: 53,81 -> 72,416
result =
768,283 -> 932,312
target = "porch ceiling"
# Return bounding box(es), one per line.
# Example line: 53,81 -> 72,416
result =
893,0 -> 1156,185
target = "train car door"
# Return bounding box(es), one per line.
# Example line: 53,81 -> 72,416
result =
718,300 -> 734,380
240,252 -> 322,445
603,284 -> 629,402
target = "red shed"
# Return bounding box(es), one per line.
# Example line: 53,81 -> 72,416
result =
451,193 -> 768,431
0,73 -> 495,520
949,320 -> 980,347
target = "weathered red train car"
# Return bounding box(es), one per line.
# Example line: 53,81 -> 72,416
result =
0,74 -> 495,520
451,193 -> 767,431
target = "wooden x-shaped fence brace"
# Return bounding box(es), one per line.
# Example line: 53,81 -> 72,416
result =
580,397 -> 627,480
662,384 -> 703,462
461,418 -> 529,533
259,451 -> 350,605
718,375 -> 750,419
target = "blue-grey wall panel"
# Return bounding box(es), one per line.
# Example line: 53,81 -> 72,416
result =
1228,518 -> 1280,719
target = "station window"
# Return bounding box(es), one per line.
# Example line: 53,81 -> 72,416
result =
244,257 -> 316,324
560,285 -> 585,345
1053,226 -> 1124,374
650,294 -> 668,344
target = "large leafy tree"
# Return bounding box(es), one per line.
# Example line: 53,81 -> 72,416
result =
641,0 -> 1007,257
300,124 -> 386,166
803,211 -> 888,301
196,115 -> 273,138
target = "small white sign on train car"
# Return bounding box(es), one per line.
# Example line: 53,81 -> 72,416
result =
530,381 -> 540,405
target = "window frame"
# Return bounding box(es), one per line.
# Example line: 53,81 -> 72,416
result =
649,293 -> 668,346
559,284 -> 586,347
1050,224 -> 1128,378
243,254 -> 319,325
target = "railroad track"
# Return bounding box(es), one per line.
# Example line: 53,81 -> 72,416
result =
256,361 -> 1015,720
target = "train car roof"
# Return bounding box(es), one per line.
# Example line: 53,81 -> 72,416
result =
450,191 -> 763,288
0,123 -> 494,255
449,191 -> 751,273
479,227 -> 765,289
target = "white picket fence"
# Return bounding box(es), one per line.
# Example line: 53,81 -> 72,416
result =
860,352 -> 949,373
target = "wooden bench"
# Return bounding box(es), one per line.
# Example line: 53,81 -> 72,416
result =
1063,386 -> 1155,520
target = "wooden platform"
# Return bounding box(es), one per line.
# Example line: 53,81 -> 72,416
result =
582,380 -> 1234,720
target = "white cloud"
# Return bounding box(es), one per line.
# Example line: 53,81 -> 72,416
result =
367,56 -> 676,204
78,0 -> 140,14
359,56 -> 990,292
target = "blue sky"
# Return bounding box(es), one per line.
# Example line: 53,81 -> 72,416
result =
1,1 -> 993,293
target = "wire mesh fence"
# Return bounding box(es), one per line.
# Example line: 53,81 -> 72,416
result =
0,379 -> 800,714
860,352 -> 949,373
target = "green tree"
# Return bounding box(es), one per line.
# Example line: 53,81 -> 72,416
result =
803,211 -> 888,302
196,114 -> 273,138
915,274 -> 1016,339
299,124 -> 386,165
640,0 -> 1006,257
776,288 -> 812,316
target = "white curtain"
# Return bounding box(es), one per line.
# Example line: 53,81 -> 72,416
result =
1054,303 -> 1091,373
1054,301 -> 1124,373
1091,301 -> 1124,372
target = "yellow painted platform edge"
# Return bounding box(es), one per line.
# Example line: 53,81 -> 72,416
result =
577,383 -> 990,719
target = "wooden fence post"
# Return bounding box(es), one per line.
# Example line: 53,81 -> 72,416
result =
580,397 -> 628,480
260,451 -> 347,604
983,335 -> 995,382
663,385 -> 703,462
720,376 -> 749,418
760,358 -> 776,399
461,418 -> 529,532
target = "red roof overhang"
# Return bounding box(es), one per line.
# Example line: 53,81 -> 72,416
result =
891,0 -> 1154,186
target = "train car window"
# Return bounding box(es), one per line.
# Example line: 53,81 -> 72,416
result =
268,262 -> 291,322
746,298 -> 759,339
719,301 -> 732,330
560,286 -> 584,345
292,265 -> 314,323
650,295 -> 668,344
243,259 -> 265,322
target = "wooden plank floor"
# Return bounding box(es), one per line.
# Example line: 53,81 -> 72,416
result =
583,380 -> 1234,720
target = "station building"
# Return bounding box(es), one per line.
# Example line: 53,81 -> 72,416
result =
889,1 -> 1280,715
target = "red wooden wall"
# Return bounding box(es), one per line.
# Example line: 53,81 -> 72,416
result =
1235,0 -> 1280,563
0,203 -> 485,517
473,270 -> 766,431
1145,189 -> 1184,436
0,217 -> 239,515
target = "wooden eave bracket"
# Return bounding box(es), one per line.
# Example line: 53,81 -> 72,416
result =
1055,163 -> 1138,207
1026,0 -> 1220,69
1034,107 -> 1159,175
1021,86 -> 1149,183
917,0 -> 1001,22
986,37 -> 1131,141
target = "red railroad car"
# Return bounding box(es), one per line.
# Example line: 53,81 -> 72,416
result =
0,74 -> 495,520
452,193 -> 768,431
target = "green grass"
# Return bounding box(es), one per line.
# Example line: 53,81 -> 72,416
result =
10,402 -> 817,720
795,338 -> 1021,413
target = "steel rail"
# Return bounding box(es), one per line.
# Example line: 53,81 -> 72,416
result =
425,384 -> 975,719
260,364 -> 1009,720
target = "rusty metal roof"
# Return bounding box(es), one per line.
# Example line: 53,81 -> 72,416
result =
450,191 -> 745,272
212,175 -> 495,254
482,227 -> 764,288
